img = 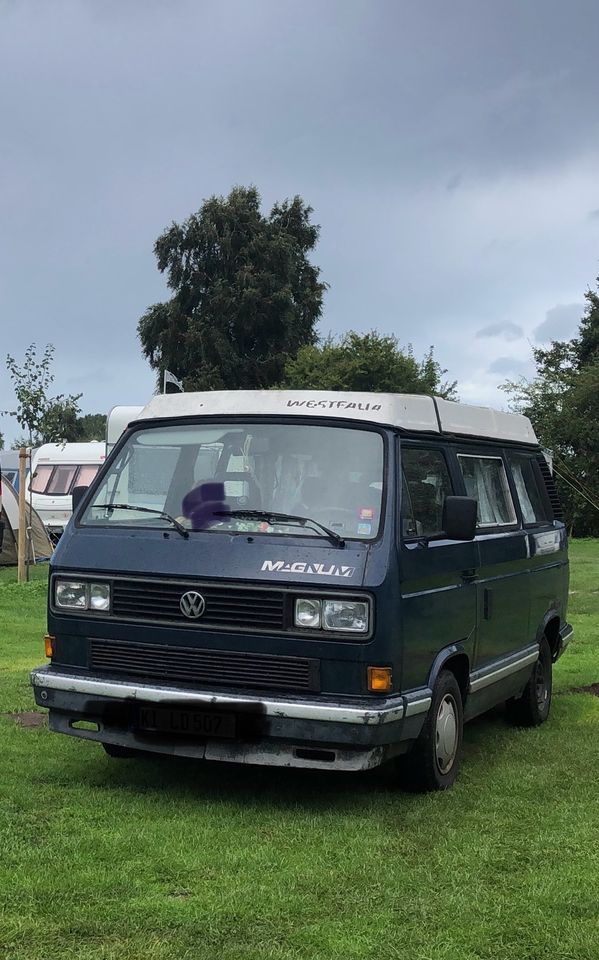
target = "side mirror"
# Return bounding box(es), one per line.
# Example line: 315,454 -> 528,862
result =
72,485 -> 89,513
442,496 -> 477,541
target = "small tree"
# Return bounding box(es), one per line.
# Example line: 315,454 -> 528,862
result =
3,344 -> 83,445
281,330 -> 458,399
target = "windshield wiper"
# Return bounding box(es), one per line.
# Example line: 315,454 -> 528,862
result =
97,503 -> 189,539
215,510 -> 345,548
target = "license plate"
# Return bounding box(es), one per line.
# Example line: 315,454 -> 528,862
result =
136,706 -> 236,738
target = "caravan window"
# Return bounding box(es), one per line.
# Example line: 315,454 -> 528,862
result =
30,465 -> 54,493
47,465 -> 79,495
76,465 -> 100,488
31,463 -> 99,496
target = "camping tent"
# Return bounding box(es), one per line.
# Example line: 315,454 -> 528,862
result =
0,477 -> 53,566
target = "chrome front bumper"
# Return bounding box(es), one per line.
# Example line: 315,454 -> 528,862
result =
31,666 -> 432,771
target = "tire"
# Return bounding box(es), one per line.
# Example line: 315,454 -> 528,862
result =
101,742 -> 138,759
505,636 -> 552,727
404,670 -> 464,792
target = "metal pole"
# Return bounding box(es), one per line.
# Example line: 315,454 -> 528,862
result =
18,447 -> 27,583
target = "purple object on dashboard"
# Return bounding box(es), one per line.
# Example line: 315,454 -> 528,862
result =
182,481 -> 230,531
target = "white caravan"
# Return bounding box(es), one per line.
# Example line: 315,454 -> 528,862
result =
106,406 -> 144,455
29,442 -> 106,537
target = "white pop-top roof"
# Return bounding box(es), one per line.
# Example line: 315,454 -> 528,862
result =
136,390 -> 538,445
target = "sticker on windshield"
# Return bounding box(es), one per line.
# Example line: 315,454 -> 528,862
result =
359,507 -> 374,520
357,522 -> 372,536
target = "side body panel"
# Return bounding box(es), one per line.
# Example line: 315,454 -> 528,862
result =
398,438 -> 478,692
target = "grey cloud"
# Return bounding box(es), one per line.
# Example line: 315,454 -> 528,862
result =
534,303 -> 583,342
476,323 -> 524,341
1,0 -> 599,444
487,356 -> 530,375
446,173 -> 462,192
589,209 -> 599,220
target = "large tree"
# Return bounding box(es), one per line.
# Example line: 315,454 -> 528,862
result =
281,330 -> 458,399
138,186 -> 327,390
502,278 -> 599,536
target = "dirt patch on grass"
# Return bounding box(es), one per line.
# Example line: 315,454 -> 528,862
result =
570,684 -> 599,697
3,711 -> 47,727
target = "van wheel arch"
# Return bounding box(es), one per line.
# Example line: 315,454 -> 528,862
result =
428,647 -> 470,706
541,616 -> 561,661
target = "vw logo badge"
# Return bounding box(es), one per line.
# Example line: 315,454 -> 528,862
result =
180,591 -> 206,619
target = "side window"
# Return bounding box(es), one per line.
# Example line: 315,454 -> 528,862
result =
507,454 -> 551,524
30,464 -> 53,493
401,448 -> 453,538
75,464 -> 100,488
458,455 -> 516,527
47,465 -> 78,496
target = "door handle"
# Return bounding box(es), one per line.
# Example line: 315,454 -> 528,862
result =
461,568 -> 477,583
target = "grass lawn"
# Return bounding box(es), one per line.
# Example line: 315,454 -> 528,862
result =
1,543 -> 598,960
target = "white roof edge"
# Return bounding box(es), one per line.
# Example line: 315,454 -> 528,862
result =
135,390 -> 538,445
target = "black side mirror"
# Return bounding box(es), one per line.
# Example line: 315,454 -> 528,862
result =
442,496 -> 477,541
72,485 -> 89,513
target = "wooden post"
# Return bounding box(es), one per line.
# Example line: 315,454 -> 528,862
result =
18,447 -> 27,583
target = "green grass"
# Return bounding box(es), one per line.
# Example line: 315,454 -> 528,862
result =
1,544 -> 598,960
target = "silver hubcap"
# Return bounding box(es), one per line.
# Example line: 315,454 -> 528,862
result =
535,659 -> 549,709
436,695 -> 458,774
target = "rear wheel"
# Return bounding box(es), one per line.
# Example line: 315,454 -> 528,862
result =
101,742 -> 138,759
404,670 -> 464,791
505,637 -> 552,727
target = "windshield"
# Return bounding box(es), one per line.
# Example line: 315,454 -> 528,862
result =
81,421 -> 385,540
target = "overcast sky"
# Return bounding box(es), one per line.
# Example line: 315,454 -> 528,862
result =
1,0 -> 599,444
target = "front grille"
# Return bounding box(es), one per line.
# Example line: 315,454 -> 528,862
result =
111,578 -> 286,632
89,638 -> 320,692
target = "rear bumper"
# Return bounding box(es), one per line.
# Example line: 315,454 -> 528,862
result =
31,666 -> 431,771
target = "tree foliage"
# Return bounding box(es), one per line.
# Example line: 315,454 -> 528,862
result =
75,413 -> 107,441
3,344 -> 83,446
138,186 -> 327,391
281,330 -> 458,399
502,279 -> 599,536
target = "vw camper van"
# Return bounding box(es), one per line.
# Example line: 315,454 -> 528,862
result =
31,391 -> 572,790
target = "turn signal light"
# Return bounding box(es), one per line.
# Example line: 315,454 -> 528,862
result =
44,634 -> 55,658
368,666 -> 392,693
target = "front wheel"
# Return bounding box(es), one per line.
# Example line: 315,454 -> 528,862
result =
505,637 -> 552,727
404,670 -> 464,791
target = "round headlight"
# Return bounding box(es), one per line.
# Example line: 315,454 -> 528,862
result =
90,583 -> 110,611
294,598 -> 321,629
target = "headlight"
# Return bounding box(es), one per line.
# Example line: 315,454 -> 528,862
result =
54,580 -> 111,612
323,600 -> 369,633
295,598 -> 321,629
293,596 -> 370,634
55,581 -> 88,609
90,583 -> 111,611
